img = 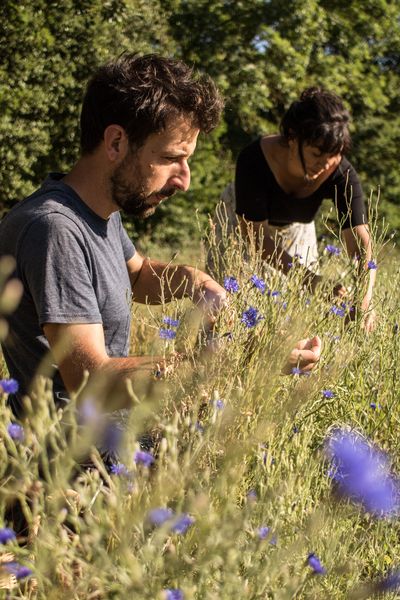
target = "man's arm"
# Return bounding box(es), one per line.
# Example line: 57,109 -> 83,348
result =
42,322 -> 170,408
127,252 -> 227,320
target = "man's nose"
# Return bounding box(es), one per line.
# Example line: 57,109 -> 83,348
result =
169,162 -> 191,192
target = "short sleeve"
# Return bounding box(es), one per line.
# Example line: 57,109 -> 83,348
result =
118,216 -> 135,261
18,214 -> 102,325
235,142 -> 270,222
329,160 -> 367,229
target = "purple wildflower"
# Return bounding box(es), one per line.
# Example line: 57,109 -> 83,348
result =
148,508 -> 174,526
282,301 -> 288,310
159,328 -> 177,340
258,526 -> 269,540
368,260 -> 378,270
0,528 -> 16,544
110,463 -> 129,476
0,379 -> 19,394
324,428 -> 400,518
195,422 -> 204,434
134,450 -> 155,467
214,399 -> 224,410
293,425 -> 300,433
291,367 -> 310,376
250,275 -> 266,294
163,316 -> 180,328
307,553 -> 326,575
4,562 -> 32,580
164,589 -> 184,600
224,276 -> 240,293
170,514 -> 195,535
325,245 -> 341,256
7,423 -> 24,442
322,390 -> 335,399
330,306 -> 345,317
241,306 -> 263,328
377,569 -> 400,593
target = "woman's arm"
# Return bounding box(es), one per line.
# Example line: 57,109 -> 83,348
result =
341,224 -> 376,332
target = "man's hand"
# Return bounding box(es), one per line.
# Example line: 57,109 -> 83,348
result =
284,335 -> 322,374
193,276 -> 227,330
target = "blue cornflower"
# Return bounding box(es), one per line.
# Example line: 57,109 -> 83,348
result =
258,526 -> 269,540
195,422 -> 204,434
325,428 -> 400,518
293,425 -> 300,434
0,528 -> 16,544
0,379 -> 18,394
250,275 -> 266,294
148,508 -> 174,526
268,290 -> 280,297
163,316 -> 180,328
325,244 -> 341,256
330,306 -> 345,317
368,260 -> 378,270
159,328 -> 177,340
224,276 -> 240,293
164,589 -> 184,600
378,569 -> 400,592
307,553 -> 327,575
291,367 -> 310,376
241,306 -> 263,328
282,301 -> 288,310
110,463 -> 129,476
7,423 -> 24,442
4,562 -> 32,580
322,390 -> 335,399
170,514 -> 195,535
134,450 -> 155,467
213,399 -> 224,410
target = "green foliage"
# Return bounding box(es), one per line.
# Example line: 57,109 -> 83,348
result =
1,0 -> 400,239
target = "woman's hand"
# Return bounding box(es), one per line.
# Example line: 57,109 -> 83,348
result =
283,335 -> 322,374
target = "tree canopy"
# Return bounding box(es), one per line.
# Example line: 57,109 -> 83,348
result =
1,0 -> 399,241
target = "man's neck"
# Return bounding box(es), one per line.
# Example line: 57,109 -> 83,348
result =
62,155 -> 116,220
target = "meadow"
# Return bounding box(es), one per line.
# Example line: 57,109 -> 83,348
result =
0,204 -> 400,599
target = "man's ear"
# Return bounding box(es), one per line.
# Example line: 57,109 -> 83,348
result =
103,125 -> 129,162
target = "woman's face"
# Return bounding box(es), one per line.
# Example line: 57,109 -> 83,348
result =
289,139 -> 342,181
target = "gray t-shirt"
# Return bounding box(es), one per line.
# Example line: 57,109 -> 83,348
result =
0,173 -> 135,399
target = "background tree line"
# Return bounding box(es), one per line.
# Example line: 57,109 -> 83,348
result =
1,0 -> 399,246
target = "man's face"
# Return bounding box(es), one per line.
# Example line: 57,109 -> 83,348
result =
110,116 -> 199,218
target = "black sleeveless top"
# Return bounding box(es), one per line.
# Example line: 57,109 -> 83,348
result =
235,138 -> 366,229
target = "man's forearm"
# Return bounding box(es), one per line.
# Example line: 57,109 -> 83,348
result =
132,258 -> 209,304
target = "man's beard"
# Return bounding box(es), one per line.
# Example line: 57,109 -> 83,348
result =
110,154 -> 177,218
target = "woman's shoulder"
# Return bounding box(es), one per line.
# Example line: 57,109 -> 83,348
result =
330,156 -> 359,180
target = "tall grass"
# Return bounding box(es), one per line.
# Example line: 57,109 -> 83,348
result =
0,207 -> 400,599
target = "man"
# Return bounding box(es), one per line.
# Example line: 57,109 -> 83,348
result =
0,53 -> 321,416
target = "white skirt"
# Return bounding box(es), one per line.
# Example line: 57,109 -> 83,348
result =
206,182 -> 319,277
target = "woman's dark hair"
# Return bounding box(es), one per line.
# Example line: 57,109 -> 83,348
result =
280,87 -> 351,155
80,53 -> 224,154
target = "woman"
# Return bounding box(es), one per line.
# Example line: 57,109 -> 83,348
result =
209,87 -> 375,331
